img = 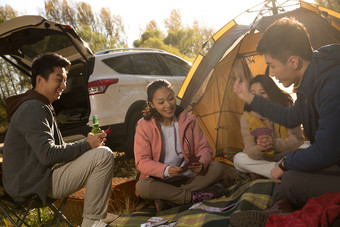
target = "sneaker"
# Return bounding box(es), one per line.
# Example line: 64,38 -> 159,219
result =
100,212 -> 118,223
82,218 -> 108,227
92,221 -> 107,227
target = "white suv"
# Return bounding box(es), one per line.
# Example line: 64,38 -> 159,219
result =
0,16 -> 191,157
88,48 -> 190,156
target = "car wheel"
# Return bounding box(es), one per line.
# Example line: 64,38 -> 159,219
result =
119,111 -> 143,158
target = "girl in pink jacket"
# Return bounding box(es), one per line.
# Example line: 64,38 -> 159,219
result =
134,79 -> 225,211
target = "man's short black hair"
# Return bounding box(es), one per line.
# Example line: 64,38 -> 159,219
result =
31,53 -> 71,88
257,17 -> 313,63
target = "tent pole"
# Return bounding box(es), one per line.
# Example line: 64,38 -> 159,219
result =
272,0 -> 278,15
250,0 -> 272,29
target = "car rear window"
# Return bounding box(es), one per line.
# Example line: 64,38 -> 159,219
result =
102,53 -> 167,75
159,54 -> 190,76
102,55 -> 135,74
20,32 -> 74,59
130,54 -> 166,75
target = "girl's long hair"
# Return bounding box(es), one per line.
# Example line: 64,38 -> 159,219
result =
244,74 -> 293,112
143,79 -> 174,121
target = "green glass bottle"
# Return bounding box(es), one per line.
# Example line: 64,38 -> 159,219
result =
91,115 -> 102,135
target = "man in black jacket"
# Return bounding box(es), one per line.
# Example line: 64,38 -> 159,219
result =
232,17 -> 340,226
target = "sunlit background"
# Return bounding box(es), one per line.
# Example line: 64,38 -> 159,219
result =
1,0 -> 315,46
1,0 -> 318,99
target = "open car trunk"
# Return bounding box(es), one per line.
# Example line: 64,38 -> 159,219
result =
0,16 -> 94,139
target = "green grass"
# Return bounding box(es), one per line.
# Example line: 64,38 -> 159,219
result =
0,207 -> 55,226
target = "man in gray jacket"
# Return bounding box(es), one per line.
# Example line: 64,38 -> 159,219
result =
3,53 -> 114,227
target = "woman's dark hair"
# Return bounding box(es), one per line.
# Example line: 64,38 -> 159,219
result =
143,79 -> 174,121
244,74 -> 293,112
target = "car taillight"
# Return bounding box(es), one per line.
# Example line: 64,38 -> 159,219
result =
88,79 -> 119,95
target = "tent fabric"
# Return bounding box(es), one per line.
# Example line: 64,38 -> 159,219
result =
178,1 -> 340,165
178,24 -> 251,108
256,7 -> 340,49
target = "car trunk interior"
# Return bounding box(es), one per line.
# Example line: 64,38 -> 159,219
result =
0,26 -> 94,139
53,60 -> 93,135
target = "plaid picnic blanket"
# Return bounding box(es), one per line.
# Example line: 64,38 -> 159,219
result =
109,179 -> 275,227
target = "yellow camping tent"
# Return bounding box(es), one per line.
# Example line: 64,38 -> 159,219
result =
178,0 -> 340,165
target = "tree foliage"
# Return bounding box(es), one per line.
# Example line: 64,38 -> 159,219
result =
164,9 -> 182,31
0,5 -> 23,134
133,21 -> 165,48
0,1 -> 216,134
0,5 -> 17,23
315,0 -> 340,12
42,0 -> 127,52
134,9 -> 214,62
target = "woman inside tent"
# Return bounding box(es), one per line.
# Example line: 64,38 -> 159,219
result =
233,74 -> 304,178
134,79 -> 225,211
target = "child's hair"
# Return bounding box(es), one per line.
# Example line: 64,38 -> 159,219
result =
244,74 -> 293,112
143,79 -> 174,121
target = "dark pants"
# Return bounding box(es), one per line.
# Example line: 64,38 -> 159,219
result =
272,165 -> 340,207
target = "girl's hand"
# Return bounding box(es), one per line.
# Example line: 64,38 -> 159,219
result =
188,162 -> 203,173
168,166 -> 183,177
257,135 -> 273,151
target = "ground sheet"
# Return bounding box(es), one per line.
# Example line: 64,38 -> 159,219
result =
110,179 -> 274,227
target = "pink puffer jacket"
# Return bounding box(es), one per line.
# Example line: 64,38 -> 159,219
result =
134,110 -> 213,179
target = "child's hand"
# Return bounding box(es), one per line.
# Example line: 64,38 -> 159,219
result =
257,135 -> 273,151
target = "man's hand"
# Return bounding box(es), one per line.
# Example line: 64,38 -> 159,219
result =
233,76 -> 255,104
168,166 -> 183,177
188,161 -> 203,173
87,131 -> 107,148
257,135 -> 273,151
271,166 -> 284,183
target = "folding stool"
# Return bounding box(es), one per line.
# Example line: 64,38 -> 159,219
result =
0,191 -> 73,227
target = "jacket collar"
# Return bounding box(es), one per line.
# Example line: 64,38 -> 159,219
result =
295,61 -> 314,98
